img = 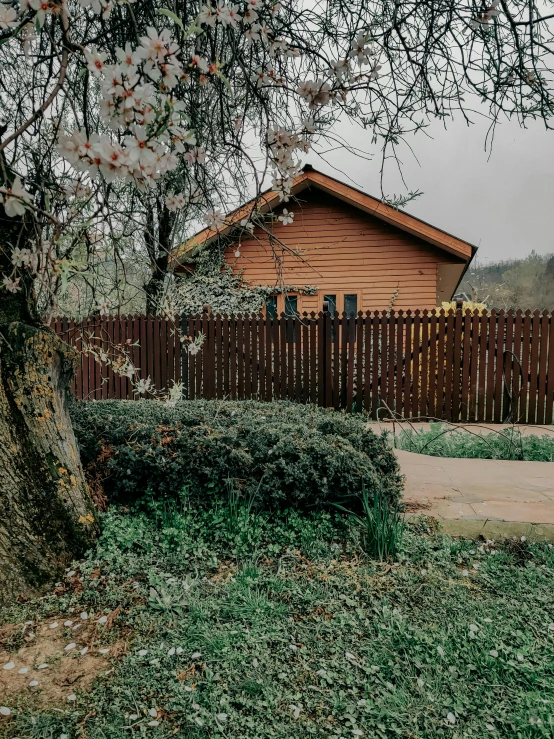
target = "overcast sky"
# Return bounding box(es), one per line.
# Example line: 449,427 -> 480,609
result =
307,115 -> 554,264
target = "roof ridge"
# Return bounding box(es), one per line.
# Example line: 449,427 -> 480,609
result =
171,166 -> 477,265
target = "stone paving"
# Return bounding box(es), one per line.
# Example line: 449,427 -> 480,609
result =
395,448 -> 554,541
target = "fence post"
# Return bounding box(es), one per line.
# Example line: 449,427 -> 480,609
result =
180,313 -> 189,400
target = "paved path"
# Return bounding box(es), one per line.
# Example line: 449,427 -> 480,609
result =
396,449 -> 554,541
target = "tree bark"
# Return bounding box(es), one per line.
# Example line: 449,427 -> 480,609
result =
0,322 -> 99,605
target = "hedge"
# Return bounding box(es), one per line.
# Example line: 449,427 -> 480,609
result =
71,399 -> 404,510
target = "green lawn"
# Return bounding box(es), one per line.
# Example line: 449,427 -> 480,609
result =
1,496 -> 554,738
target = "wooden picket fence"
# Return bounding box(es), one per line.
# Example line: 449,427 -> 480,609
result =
51,314 -> 184,403
52,309 -> 554,424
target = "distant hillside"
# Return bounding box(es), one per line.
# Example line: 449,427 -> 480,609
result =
456,251 -> 554,311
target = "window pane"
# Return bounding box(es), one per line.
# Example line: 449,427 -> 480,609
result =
284,295 -> 298,316
323,294 -> 337,315
266,295 -> 278,318
344,294 -> 358,317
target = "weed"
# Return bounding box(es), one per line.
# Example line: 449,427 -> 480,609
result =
335,483 -> 405,560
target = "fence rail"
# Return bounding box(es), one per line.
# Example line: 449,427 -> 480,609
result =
52,309 -> 554,424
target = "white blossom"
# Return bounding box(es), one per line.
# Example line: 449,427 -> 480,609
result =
85,47 -> 109,77
289,704 -> 302,719
349,31 -> 373,66
0,4 -> 18,29
0,176 -> 32,217
135,377 -> 153,395
470,0 -> 501,29
97,298 -> 112,316
2,276 -> 20,293
203,208 -> 225,229
28,0 -> 53,27
296,79 -> 332,108
278,208 -> 294,225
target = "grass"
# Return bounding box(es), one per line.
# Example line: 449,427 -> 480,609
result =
334,484 -> 405,560
395,423 -> 554,461
1,490 -> 554,738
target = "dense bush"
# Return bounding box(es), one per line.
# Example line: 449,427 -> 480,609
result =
71,399 -> 403,510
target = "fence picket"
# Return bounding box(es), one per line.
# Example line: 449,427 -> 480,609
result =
356,311 -> 364,412
501,311 -> 513,423
397,309 -> 407,417
412,310 -> 421,419
387,312 -> 396,416
520,310 -> 532,423
380,310 -> 389,417
528,310 -> 541,424
427,310 -> 437,418
461,310 -> 472,422
403,310 -> 413,420
494,310 -> 506,423
537,311 -> 549,424
230,315 -> 237,399
451,310 -> 462,421
546,313 -> 554,425
419,310 -> 429,418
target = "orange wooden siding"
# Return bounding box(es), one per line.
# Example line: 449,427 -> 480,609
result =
224,189 -> 464,312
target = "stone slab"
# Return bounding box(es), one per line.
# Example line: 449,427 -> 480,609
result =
396,448 -> 554,541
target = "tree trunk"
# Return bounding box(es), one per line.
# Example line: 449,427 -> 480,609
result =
143,195 -> 175,315
0,322 -> 99,605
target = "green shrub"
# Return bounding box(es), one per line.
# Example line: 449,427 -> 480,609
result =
71,399 -> 403,510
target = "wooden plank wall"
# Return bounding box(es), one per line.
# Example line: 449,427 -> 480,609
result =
52,310 -> 554,424
224,189 -> 465,312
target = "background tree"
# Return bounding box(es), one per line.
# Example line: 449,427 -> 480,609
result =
459,252 -> 554,309
1,0 -> 554,602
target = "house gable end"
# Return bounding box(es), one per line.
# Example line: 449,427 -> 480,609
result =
223,188 -> 465,311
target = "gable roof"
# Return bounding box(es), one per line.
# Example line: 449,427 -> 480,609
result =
172,165 -> 477,266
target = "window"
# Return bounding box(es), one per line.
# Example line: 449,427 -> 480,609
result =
323,294 -> 337,315
344,294 -> 358,317
284,294 -> 298,316
266,295 -> 278,318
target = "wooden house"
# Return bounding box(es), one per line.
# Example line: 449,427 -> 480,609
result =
172,165 -> 477,315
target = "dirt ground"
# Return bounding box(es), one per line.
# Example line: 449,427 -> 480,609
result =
0,613 -> 125,708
